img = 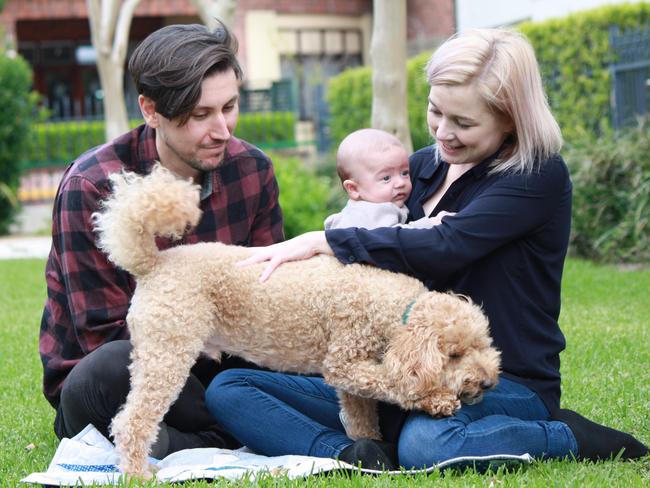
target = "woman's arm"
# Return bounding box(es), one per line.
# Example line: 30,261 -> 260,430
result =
327,156 -> 571,285
237,231 -> 333,282
239,210 -> 451,282
241,156 -> 570,283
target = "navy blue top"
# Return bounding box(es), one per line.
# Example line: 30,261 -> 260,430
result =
326,145 -> 572,411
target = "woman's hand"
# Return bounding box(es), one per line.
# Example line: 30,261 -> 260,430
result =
237,231 -> 333,282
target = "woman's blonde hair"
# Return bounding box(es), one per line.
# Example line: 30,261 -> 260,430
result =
425,29 -> 562,173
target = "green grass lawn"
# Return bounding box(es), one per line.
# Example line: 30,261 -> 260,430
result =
0,258 -> 648,487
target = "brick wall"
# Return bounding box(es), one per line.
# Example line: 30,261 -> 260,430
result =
407,0 -> 456,53
1,0 -> 196,19
237,0 -> 372,16
0,0 -> 198,40
2,0 -> 454,47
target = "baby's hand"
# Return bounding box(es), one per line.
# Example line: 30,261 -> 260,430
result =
429,210 -> 455,225
401,211 -> 455,229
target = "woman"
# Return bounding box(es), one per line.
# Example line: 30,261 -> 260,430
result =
206,29 -> 647,469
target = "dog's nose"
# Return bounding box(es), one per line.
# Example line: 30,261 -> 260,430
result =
481,379 -> 495,390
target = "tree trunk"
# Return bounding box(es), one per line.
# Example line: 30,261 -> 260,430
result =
191,0 -> 237,29
370,0 -> 413,153
87,0 -> 141,141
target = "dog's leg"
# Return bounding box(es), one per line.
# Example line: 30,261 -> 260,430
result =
326,357 -> 463,418
337,391 -> 382,440
324,359 -> 398,403
111,322 -> 214,479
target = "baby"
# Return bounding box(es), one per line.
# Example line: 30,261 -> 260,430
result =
325,128 -> 434,230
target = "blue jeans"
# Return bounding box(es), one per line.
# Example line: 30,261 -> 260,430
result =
206,369 -> 578,468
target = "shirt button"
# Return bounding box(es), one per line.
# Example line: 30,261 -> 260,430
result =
348,255 -> 356,262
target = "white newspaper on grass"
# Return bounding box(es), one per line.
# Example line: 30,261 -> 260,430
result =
22,424 -> 532,485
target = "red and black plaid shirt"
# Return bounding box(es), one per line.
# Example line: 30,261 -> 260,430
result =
40,124 -> 284,408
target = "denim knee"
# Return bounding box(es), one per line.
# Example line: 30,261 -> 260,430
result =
205,368 -> 249,420
398,414 -> 465,468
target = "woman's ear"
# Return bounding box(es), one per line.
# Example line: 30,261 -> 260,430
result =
139,95 -> 159,128
501,114 -> 515,135
342,179 -> 361,200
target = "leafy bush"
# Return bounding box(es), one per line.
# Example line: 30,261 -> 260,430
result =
237,112 -> 296,149
20,112 -> 297,168
328,3 -> 650,150
326,66 -> 372,149
327,51 -> 432,152
0,54 -> 37,234
271,153 -> 338,239
565,119 -> 650,263
519,2 -> 650,146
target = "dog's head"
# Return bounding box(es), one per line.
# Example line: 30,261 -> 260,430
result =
384,292 -> 501,411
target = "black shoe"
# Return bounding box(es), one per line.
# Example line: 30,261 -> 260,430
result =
551,408 -> 649,461
196,424 -> 240,450
338,438 -> 398,471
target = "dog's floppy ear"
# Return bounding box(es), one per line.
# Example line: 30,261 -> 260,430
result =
411,292 -> 489,358
383,320 -> 445,399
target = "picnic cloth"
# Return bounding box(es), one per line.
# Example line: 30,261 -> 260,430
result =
22,424 -> 533,485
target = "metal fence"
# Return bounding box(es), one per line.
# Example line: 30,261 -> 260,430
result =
18,80 -> 300,204
610,26 -> 650,129
239,79 -> 296,113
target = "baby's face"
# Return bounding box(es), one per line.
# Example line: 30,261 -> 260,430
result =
351,146 -> 412,207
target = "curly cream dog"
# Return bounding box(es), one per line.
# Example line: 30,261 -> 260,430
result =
93,164 -> 501,478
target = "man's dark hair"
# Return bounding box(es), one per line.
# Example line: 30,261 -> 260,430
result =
128,21 -> 243,125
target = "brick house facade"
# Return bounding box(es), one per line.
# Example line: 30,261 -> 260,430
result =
1,0 -> 454,119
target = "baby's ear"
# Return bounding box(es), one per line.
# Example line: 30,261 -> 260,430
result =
343,179 -> 361,200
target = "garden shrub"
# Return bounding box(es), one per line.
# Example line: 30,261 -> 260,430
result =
327,51 -> 431,152
327,3 -> 650,150
0,54 -> 37,234
271,153 -> 337,239
326,67 -> 372,149
519,2 -> 650,146
565,118 -> 650,263
20,112 -> 297,168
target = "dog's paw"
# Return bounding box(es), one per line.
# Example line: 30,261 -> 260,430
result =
119,463 -> 155,481
345,425 -> 383,441
419,396 -> 461,417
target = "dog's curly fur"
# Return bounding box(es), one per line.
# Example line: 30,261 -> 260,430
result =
93,164 -> 501,478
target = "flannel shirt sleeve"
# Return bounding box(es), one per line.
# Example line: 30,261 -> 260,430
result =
54,175 -> 133,354
249,159 -> 284,246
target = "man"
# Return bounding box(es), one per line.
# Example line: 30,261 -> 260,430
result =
39,22 -> 284,457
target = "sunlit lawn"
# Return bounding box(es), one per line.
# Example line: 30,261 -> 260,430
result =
1,258 -> 648,487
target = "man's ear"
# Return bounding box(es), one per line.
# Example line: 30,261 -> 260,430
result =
342,179 -> 361,201
139,95 -> 159,128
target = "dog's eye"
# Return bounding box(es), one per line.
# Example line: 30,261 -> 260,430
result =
449,352 -> 461,360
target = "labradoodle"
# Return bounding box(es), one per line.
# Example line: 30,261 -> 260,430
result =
92,164 -> 501,478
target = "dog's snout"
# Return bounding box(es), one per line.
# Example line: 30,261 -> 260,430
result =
480,379 -> 495,390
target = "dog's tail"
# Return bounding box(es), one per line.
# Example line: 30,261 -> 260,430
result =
92,163 -> 202,277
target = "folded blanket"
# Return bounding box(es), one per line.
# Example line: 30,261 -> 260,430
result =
22,425 -> 532,485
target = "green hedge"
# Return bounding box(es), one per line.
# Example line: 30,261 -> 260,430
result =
271,153 -> 338,239
0,54 -> 37,234
20,112 -> 297,169
327,51 -> 432,152
565,119 -> 650,263
325,4 -> 650,263
519,3 -> 650,146
327,3 -> 650,150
